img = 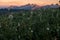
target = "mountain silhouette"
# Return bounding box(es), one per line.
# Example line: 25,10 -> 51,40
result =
8,4 -> 40,10
41,4 -> 59,9
0,4 -> 59,11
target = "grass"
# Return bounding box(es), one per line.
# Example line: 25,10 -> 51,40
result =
0,8 -> 60,40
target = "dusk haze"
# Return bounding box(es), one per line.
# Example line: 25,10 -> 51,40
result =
0,0 -> 59,6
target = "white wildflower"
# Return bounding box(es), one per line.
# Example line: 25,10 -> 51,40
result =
18,23 -> 20,26
8,14 -> 13,19
29,27 -> 31,30
31,11 -> 33,15
46,27 -> 50,30
18,35 -> 20,39
23,13 -> 25,16
31,30 -> 33,33
27,17 -> 30,20
57,29 -> 59,31
16,29 -> 18,31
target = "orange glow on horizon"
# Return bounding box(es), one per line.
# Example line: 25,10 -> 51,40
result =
0,0 -> 59,6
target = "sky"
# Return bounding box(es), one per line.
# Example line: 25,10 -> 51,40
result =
0,0 -> 59,6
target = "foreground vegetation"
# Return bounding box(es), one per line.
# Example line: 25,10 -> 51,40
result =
0,9 -> 60,40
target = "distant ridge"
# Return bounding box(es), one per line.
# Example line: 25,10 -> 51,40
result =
8,4 -> 40,10
0,6 -> 8,9
41,4 -> 60,9
0,4 -> 60,11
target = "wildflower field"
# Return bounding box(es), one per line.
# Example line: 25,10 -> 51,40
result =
0,8 -> 60,40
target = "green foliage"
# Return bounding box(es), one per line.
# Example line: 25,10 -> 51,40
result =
0,9 -> 60,40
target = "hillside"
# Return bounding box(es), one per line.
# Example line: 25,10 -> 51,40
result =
0,8 -> 60,40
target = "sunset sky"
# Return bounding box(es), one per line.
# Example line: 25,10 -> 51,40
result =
0,0 -> 59,6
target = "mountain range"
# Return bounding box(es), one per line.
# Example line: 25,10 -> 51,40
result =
0,4 -> 60,10
7,4 -> 40,10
